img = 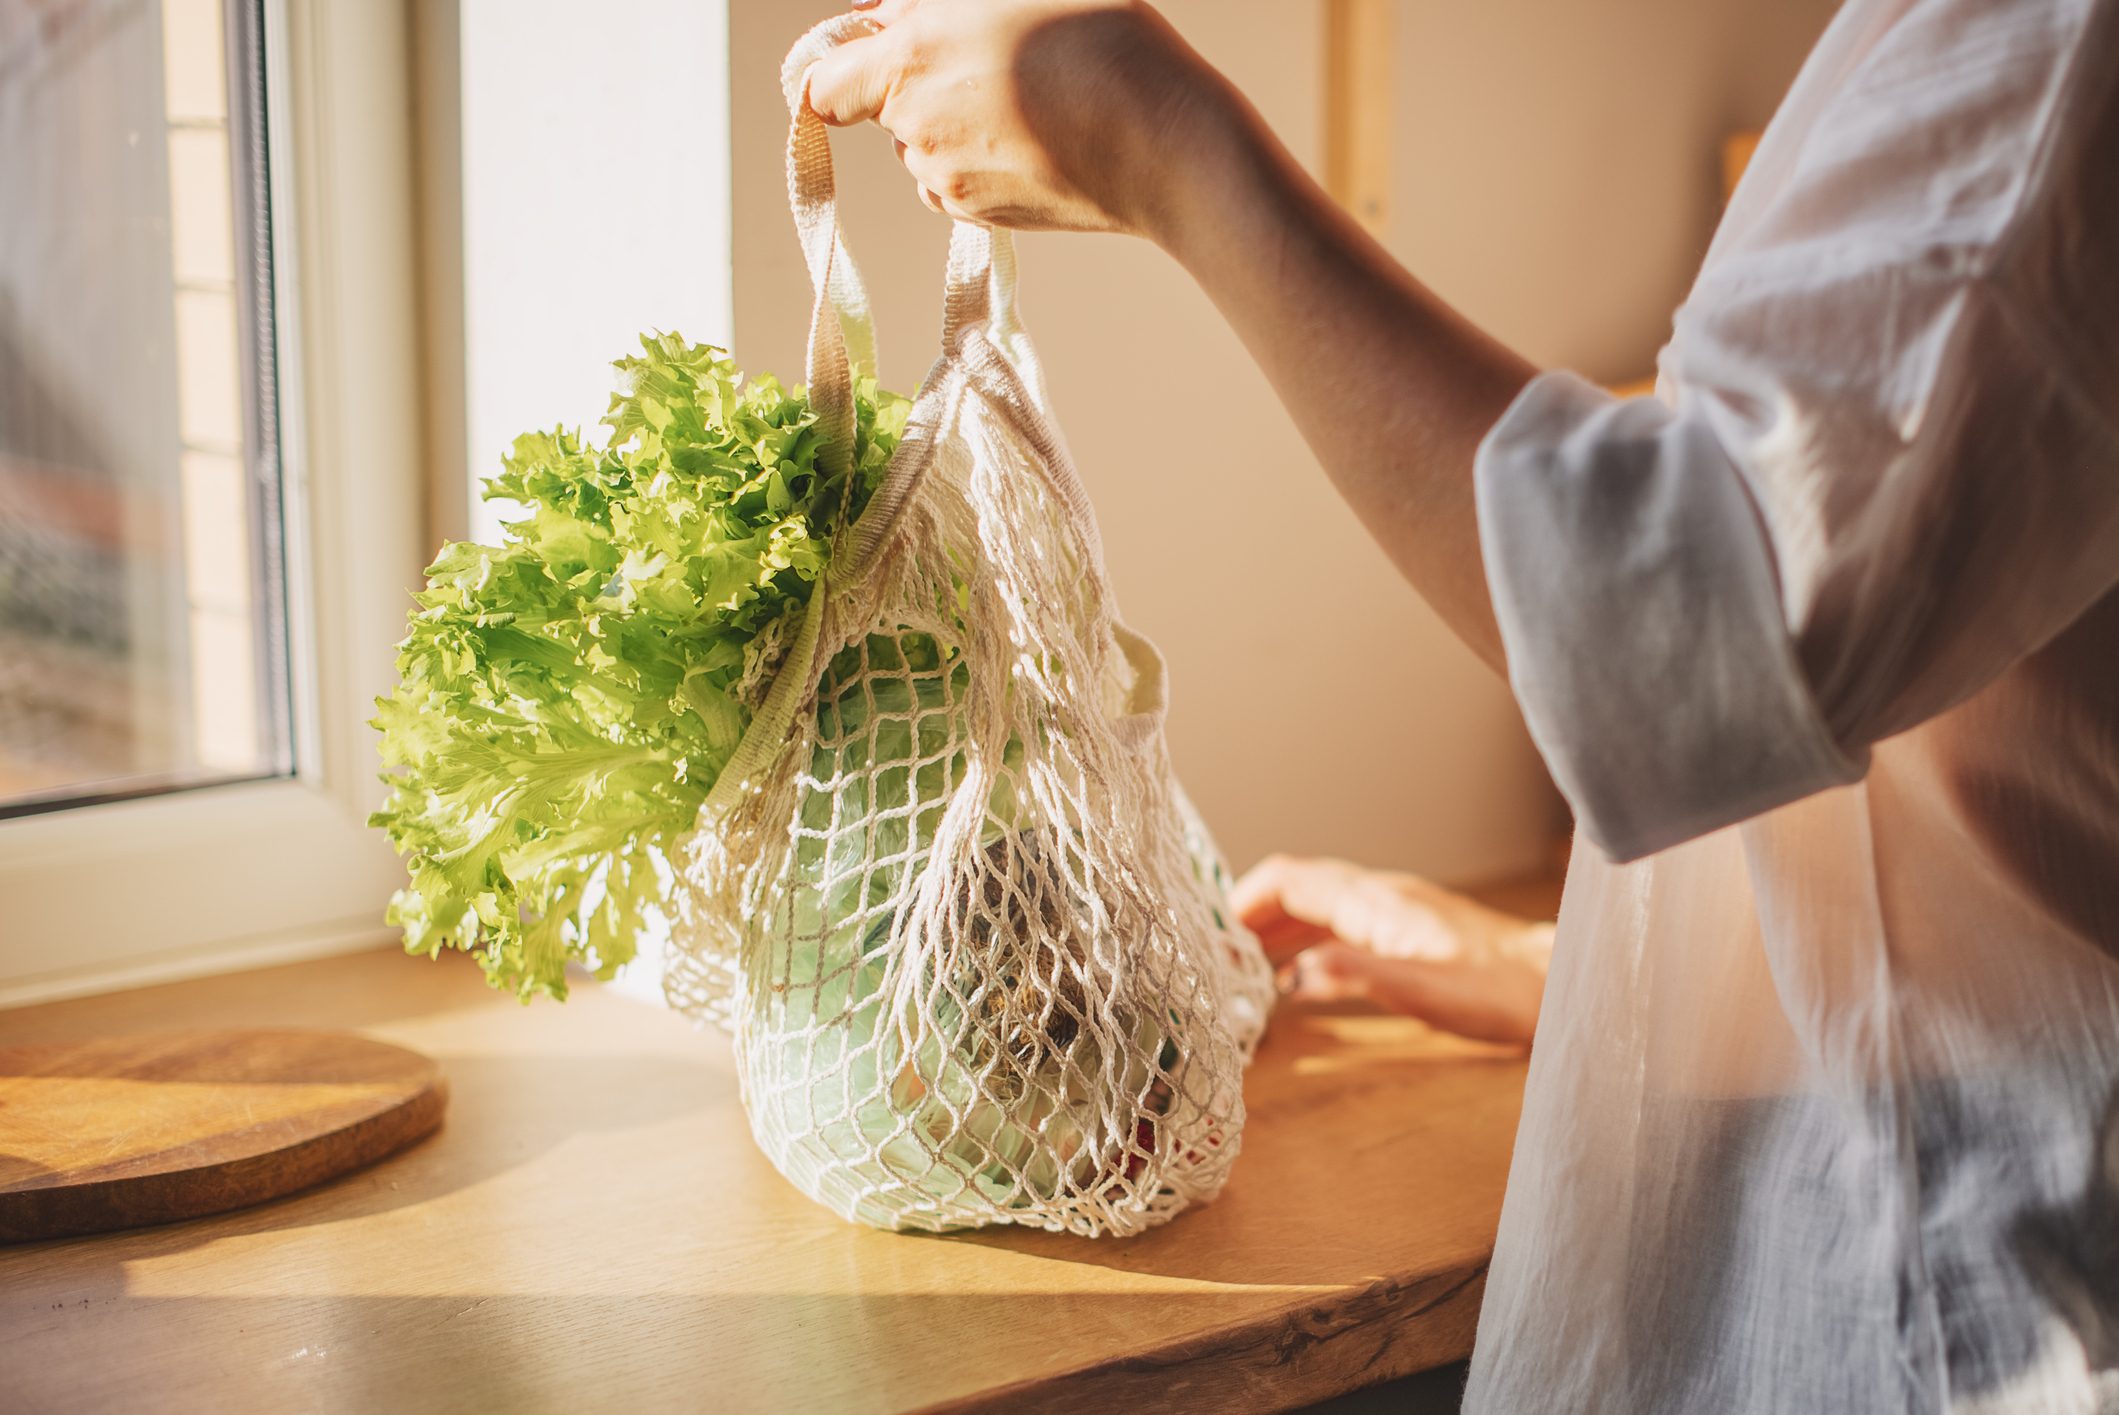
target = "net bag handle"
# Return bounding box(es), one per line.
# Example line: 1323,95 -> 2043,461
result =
781,16 -> 1029,466
701,22 -> 1149,820
701,21 -> 1017,819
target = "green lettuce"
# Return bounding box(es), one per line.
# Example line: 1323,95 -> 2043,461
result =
371,333 -> 908,1001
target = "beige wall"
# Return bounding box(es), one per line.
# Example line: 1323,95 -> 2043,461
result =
730,0 -> 1833,884
1388,0 -> 1842,383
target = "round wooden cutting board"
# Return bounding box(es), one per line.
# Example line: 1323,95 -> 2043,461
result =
0,1029 -> 447,1244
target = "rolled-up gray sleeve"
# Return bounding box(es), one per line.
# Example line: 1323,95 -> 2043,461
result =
1475,372 -> 1865,863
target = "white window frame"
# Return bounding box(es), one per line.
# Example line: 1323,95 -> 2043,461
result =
0,0 -> 424,1006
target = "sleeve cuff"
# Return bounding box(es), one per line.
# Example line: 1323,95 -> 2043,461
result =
1475,371 -> 1866,862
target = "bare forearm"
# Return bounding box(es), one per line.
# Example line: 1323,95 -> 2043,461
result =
1142,93 -> 1535,673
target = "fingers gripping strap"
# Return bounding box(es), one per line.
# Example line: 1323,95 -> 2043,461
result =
783,19 -> 1028,432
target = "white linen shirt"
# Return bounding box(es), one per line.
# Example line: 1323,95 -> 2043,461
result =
1464,0 -> 2119,1410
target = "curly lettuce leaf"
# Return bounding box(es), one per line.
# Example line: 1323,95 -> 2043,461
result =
371,333 -> 908,1001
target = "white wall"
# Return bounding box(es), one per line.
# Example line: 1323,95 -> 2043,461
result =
732,0 -> 1835,885
436,0 -> 735,542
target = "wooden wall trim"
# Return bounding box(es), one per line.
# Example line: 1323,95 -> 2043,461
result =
1324,0 -> 1395,235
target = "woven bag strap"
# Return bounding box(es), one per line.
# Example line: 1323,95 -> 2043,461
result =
782,17 -> 1025,470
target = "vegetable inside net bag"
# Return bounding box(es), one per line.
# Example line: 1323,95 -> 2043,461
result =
667,19 -> 1275,1236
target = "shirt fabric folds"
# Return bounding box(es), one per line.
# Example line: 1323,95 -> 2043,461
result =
1464,0 -> 2119,1409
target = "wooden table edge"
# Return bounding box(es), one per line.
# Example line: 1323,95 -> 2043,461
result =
914,1257 -> 1489,1414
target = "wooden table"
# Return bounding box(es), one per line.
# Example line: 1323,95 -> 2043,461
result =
0,934 -> 1533,1414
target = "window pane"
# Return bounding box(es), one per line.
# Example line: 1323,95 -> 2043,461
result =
0,0 -> 289,815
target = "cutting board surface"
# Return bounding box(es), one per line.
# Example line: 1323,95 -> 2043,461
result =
0,1028 -> 446,1243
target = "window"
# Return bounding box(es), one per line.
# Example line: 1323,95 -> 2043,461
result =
0,0 -> 424,1003
2,0 -> 290,816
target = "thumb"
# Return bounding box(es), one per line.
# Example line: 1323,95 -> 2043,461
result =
806,32 -> 899,127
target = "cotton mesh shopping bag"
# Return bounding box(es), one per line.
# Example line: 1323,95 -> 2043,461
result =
667,17 -> 1275,1237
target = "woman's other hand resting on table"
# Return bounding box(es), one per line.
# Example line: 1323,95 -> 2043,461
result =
1231,856 -> 1554,1049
